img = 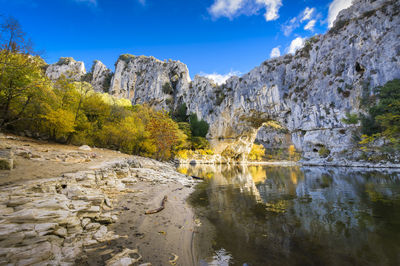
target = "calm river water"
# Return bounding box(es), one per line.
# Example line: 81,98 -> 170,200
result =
177,165 -> 400,266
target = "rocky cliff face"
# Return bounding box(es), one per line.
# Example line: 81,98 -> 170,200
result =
109,55 -> 191,110
46,57 -> 86,81
46,0 -> 400,162
90,60 -> 112,92
184,0 -> 400,160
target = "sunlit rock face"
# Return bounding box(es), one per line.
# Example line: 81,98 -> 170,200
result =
90,60 -> 112,93
45,0 -> 400,161
46,57 -> 86,81
109,55 -> 191,111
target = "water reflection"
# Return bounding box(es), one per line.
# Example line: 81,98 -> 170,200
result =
178,165 -> 400,266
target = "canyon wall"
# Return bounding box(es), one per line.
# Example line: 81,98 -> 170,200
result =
46,0 -> 400,161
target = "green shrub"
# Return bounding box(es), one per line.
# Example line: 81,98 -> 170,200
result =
56,57 -> 74,65
341,112 -> 359,124
329,19 -> 349,34
189,113 -> 209,138
172,103 -> 189,122
118,54 -> 135,63
162,82 -> 173,95
191,136 -> 209,150
318,146 -> 331,158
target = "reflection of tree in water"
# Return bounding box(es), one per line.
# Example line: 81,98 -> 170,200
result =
183,165 -> 400,265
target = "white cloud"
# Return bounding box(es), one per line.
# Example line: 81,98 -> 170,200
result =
300,7 -> 315,22
270,46 -> 281,58
256,0 -> 282,21
138,0 -> 145,5
288,37 -> 305,54
200,71 -> 241,85
283,19 -> 297,36
209,0 -> 245,19
304,19 -> 316,31
283,7 -> 316,36
74,0 -> 97,6
208,0 -> 282,22
328,0 -> 352,28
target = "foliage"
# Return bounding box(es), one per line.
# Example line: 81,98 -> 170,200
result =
176,149 -> 214,160
341,112 -> 359,125
172,103 -> 189,122
248,144 -> 265,161
170,104 -> 211,151
318,146 -> 331,158
56,57 -> 74,66
359,79 -> 400,147
146,110 -> 186,160
189,113 -> 209,138
0,52 -> 49,128
118,54 -> 135,64
191,136 -> 209,150
329,19 -> 349,35
162,82 -> 173,95
41,108 -> 75,140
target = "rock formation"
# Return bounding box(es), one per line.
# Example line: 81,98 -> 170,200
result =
0,154 -> 195,265
45,0 -> 400,162
46,57 -> 86,81
90,60 -> 113,92
109,54 -> 191,110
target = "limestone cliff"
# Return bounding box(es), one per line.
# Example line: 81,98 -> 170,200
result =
109,54 -> 191,110
46,57 -> 86,81
90,60 -> 112,92
45,0 -> 400,162
185,0 -> 400,160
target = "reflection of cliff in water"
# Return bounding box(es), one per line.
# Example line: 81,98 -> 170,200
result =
180,165 -> 400,265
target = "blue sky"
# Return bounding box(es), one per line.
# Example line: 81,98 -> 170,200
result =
1,0 -> 351,81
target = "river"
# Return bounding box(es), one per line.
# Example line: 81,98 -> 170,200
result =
178,164 -> 400,266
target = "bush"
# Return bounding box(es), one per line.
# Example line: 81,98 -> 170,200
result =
191,136 -> 209,150
189,113 -> 209,138
341,112 -> 359,125
329,19 -> 349,35
360,79 -> 400,144
318,146 -> 331,158
118,54 -> 135,63
172,103 -> 189,122
162,82 -> 173,95
248,144 -> 265,161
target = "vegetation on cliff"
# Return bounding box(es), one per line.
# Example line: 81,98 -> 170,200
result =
342,79 -> 400,161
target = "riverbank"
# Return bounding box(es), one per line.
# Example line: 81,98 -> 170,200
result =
0,134 -> 200,265
177,156 -> 400,169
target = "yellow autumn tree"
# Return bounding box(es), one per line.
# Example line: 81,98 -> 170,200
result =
248,144 -> 266,161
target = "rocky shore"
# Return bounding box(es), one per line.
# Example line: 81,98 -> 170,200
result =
0,135 -> 199,265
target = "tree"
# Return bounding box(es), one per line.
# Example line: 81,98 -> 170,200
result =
0,16 -> 33,54
147,110 -> 185,160
0,17 -> 46,129
0,52 -> 49,128
359,79 -> 400,149
374,79 -> 400,145
189,113 -> 209,137
172,103 -> 189,122
248,144 -> 265,161
41,108 -> 75,140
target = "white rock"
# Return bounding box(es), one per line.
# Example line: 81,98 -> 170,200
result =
78,145 -> 91,151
